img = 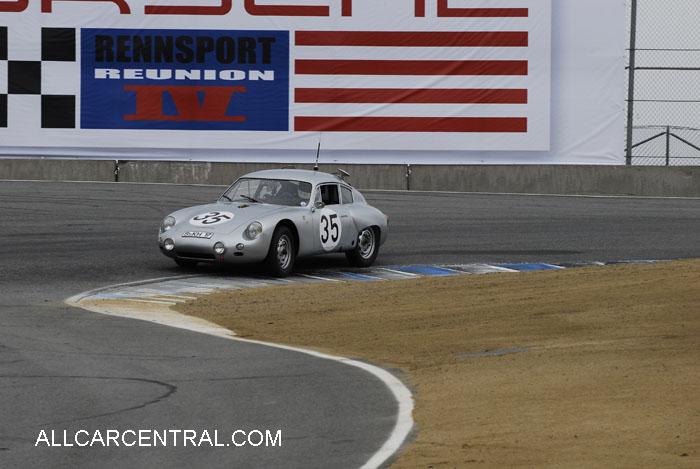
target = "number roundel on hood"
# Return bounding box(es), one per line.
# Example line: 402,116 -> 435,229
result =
189,211 -> 235,226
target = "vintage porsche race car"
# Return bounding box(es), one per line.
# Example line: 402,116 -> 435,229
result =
158,169 -> 388,277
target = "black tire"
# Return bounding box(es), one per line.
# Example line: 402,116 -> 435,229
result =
174,258 -> 198,269
346,226 -> 379,267
264,225 -> 296,277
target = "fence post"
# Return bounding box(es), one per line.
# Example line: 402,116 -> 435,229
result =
665,126 -> 671,166
626,0 -> 638,166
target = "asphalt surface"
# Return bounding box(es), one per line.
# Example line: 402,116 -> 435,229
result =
2,180 -> 700,468
0,182 -> 397,469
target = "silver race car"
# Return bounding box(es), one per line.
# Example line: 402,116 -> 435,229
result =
158,169 -> 388,277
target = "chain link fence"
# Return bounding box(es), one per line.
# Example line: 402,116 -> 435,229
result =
626,0 -> 700,165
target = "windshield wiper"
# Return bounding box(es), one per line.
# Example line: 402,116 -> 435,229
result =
240,195 -> 260,204
219,194 -> 233,202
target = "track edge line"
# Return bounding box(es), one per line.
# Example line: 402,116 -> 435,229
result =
65,277 -> 415,469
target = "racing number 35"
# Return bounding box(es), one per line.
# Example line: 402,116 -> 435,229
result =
320,214 -> 339,243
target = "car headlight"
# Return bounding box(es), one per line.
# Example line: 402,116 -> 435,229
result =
214,242 -> 226,255
161,216 -> 176,232
246,222 -> 263,240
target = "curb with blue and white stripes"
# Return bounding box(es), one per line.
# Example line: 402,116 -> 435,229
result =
69,260 -> 661,308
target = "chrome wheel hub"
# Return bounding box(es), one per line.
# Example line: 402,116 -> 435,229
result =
277,235 -> 291,269
358,229 -> 375,259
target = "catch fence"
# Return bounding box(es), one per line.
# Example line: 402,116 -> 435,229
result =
626,0 -> 700,165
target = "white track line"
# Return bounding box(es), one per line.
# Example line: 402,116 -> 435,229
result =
121,298 -> 178,305
297,273 -> 342,282
351,273 -> 387,281
365,187 -> 700,200
65,275 -> 414,469
470,264 -> 520,273
377,267 -> 420,278
5,179 -> 700,200
148,294 -> 199,301
65,274 -> 207,303
432,266 -> 463,274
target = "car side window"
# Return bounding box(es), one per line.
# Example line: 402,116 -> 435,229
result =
341,186 -> 353,205
319,184 -> 340,205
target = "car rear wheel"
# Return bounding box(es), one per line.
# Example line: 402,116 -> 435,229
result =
264,225 -> 295,277
346,227 -> 379,267
174,258 -> 198,269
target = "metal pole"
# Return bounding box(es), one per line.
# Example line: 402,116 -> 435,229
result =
625,0 -> 638,166
665,126 -> 670,166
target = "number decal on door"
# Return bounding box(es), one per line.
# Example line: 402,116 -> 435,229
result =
319,209 -> 342,250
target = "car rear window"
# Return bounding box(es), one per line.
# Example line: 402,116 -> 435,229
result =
341,186 -> 353,204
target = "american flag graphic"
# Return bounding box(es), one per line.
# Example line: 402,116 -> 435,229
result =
290,4 -> 540,137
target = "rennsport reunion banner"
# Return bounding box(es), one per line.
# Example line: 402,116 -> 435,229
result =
0,1 -> 624,164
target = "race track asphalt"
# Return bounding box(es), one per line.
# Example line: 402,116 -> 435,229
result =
1,180 -> 700,468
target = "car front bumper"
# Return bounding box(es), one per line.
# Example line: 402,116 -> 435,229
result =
158,230 -> 272,264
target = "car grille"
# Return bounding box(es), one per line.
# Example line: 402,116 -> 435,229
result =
176,251 -> 216,260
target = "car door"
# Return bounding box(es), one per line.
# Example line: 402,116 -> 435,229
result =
312,183 -> 354,253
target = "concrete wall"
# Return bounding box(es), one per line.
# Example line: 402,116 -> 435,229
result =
408,165 -> 700,197
2,159 -> 700,197
116,161 -> 408,190
0,158 -> 115,182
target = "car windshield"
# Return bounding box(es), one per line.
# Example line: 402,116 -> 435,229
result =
220,178 -> 312,207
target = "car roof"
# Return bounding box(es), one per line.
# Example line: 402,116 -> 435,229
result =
240,169 -> 351,186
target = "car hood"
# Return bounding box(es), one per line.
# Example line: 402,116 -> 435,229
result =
168,202 -> 289,234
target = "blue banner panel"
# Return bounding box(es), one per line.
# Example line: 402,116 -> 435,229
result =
80,29 -> 290,131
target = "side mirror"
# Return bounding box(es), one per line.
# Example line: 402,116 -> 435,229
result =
312,201 -> 325,212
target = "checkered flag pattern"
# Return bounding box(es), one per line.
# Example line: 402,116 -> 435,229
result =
0,27 -> 79,129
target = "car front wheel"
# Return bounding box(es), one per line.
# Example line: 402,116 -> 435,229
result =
346,227 -> 379,267
264,225 -> 295,277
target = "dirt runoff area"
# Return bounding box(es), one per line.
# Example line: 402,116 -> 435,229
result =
175,260 -> 700,468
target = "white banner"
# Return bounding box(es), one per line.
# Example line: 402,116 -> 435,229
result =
0,0 -> 624,164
